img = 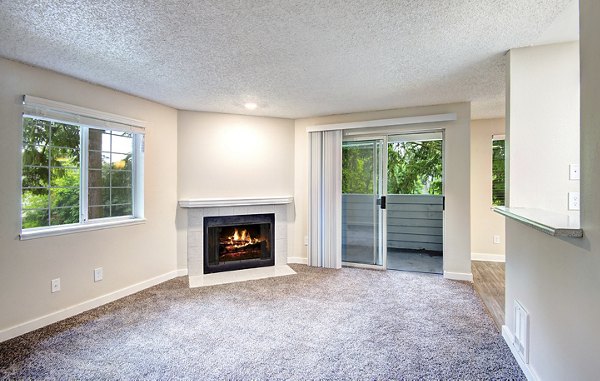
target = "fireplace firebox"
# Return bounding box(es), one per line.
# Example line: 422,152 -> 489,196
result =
203,213 -> 275,274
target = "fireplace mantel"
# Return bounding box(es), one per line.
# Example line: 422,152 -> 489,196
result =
179,196 -> 293,208
183,197 -> 295,288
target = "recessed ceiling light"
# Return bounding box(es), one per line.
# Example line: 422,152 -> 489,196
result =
244,102 -> 258,110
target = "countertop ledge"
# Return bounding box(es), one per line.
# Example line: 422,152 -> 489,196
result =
493,206 -> 583,238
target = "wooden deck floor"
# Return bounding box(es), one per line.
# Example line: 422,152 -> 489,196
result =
472,261 -> 505,330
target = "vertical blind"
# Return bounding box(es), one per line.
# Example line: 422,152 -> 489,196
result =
308,130 -> 342,268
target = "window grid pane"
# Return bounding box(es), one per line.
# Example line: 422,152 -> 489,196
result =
88,129 -> 133,220
21,118 -> 81,229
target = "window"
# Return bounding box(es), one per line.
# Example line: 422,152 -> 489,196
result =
22,118 -> 81,228
387,137 -> 443,195
492,135 -> 505,206
20,96 -> 145,237
87,129 -> 134,219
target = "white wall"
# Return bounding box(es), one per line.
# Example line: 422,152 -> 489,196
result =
503,11 -> 599,380
508,42 -> 580,214
176,111 -> 295,268
0,58 -> 178,336
471,118 -> 505,260
294,103 -> 472,279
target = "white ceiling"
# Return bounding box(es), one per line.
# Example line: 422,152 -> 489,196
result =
0,0 -> 578,119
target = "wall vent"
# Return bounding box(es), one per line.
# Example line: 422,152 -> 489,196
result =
513,300 -> 530,363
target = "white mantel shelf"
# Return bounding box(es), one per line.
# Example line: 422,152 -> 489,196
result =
493,206 -> 583,238
178,196 -> 293,208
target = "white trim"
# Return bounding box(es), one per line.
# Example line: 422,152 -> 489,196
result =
287,256 -> 308,265
178,196 -> 293,208
443,271 -> 473,282
471,253 -> 506,262
19,218 -> 146,240
306,113 -> 457,132
23,95 -> 148,130
502,325 -> 540,381
176,268 -> 189,277
0,269 -> 180,343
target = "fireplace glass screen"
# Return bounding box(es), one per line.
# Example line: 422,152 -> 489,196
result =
204,213 -> 275,274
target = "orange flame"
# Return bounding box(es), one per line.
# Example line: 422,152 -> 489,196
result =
227,228 -> 259,248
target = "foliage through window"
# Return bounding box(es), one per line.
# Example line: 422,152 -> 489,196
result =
341,139 -> 443,195
88,129 -> 133,219
387,140 -> 442,195
341,143 -> 376,194
21,116 -> 139,230
22,118 -> 81,227
492,137 -> 505,206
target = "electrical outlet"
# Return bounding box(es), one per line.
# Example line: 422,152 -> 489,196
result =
569,164 -> 580,180
568,192 -> 580,211
94,267 -> 103,282
51,278 -> 61,293
493,235 -> 501,244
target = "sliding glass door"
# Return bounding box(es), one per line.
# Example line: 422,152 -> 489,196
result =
341,138 -> 386,268
386,132 -> 444,274
341,131 -> 444,274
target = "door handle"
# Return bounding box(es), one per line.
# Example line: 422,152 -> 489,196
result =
377,196 -> 387,209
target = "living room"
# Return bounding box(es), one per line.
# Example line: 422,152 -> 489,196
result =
1,1 -> 598,380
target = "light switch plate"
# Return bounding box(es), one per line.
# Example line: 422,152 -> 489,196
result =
569,164 -> 580,180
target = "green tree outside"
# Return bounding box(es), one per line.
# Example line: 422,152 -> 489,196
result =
342,140 -> 443,195
22,118 -> 81,228
21,118 -> 133,229
387,141 -> 442,195
492,139 -> 505,206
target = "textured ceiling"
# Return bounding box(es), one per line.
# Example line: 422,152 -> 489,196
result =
0,0 -> 577,119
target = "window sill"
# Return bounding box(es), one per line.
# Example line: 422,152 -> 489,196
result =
493,206 -> 582,238
19,218 -> 147,240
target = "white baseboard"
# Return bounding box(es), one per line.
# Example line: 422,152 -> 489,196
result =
471,252 -> 506,262
443,271 -> 473,282
502,325 -> 540,381
176,268 -> 188,276
0,270 -> 181,343
287,256 -> 308,265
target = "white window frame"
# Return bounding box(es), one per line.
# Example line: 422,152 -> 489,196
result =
19,96 -> 146,240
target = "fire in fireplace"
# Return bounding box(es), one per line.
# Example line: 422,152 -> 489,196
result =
204,213 -> 275,274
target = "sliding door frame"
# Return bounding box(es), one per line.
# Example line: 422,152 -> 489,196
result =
341,127 -> 446,272
341,135 -> 388,270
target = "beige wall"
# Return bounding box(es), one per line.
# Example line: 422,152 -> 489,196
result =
471,119 -> 505,259
503,6 -> 599,379
0,58 -> 178,333
508,42 -> 580,214
294,103 -> 472,278
176,111 -> 295,268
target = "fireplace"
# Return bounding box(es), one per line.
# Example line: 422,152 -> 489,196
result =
203,213 -> 275,274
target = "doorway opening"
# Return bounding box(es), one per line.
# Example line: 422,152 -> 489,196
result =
341,131 -> 444,274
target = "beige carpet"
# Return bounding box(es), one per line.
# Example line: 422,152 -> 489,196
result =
0,264 -> 524,380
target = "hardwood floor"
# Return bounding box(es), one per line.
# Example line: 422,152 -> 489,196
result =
472,261 -> 505,330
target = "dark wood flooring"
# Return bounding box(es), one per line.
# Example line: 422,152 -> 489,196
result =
472,261 -> 505,330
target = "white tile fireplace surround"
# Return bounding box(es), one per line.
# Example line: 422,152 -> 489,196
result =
179,197 -> 296,288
